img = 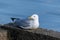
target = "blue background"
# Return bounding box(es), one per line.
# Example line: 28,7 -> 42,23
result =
0,0 -> 60,32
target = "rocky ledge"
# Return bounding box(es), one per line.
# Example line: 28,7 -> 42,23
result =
0,23 -> 60,40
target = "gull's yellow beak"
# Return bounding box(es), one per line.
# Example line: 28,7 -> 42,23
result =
28,16 -> 33,20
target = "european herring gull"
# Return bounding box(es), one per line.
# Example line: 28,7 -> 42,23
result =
11,14 -> 39,29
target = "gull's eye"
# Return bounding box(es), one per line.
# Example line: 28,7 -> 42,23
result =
34,16 -> 35,17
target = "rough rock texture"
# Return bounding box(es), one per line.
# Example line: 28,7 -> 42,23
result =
0,23 -> 60,40
0,29 -> 8,40
8,29 -> 60,40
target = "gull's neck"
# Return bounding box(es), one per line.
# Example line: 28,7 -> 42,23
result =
34,19 -> 39,23
33,19 -> 39,27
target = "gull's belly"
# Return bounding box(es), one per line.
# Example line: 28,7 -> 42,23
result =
32,23 -> 39,29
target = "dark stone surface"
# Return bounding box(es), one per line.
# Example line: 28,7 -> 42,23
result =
7,29 -> 60,40
0,23 -> 60,40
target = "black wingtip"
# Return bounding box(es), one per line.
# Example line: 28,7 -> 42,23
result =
11,18 -> 16,21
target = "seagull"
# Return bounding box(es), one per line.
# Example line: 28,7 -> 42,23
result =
11,14 -> 39,29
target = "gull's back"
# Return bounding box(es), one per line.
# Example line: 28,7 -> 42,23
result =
14,18 -> 32,27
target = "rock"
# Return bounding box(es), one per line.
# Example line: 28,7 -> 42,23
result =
0,23 -> 60,40
0,29 -> 8,40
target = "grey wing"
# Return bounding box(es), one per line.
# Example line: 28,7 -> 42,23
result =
15,19 -> 30,27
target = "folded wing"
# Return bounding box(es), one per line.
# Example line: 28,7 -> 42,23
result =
15,18 -> 30,27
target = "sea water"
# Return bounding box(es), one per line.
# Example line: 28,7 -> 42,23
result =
0,0 -> 60,32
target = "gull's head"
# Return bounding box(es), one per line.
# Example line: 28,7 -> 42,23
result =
29,14 -> 39,20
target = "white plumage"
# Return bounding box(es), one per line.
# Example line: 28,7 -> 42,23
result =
11,14 -> 39,29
